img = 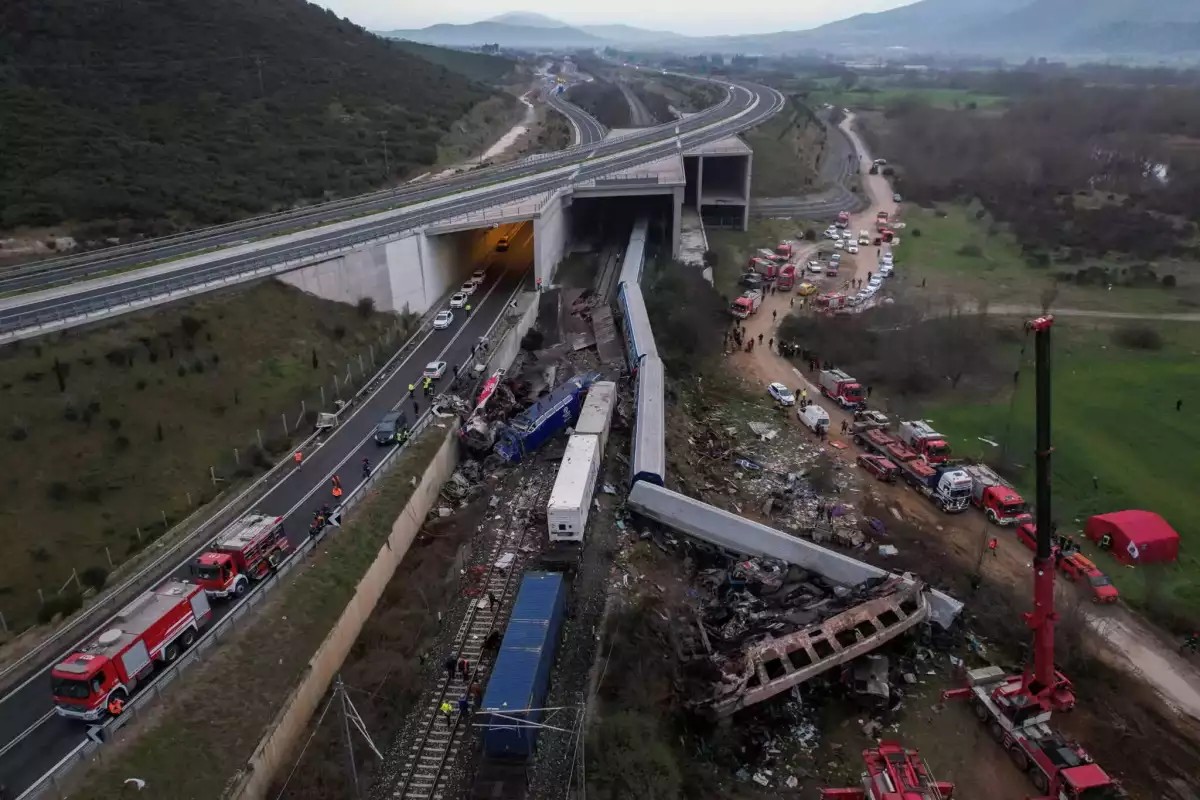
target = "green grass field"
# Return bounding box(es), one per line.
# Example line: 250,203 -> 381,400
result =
923,320 -> 1200,625
895,203 -> 1199,313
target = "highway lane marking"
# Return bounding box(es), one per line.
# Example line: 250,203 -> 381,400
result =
0,276 -> 522,761
0,273 -> 507,715
0,710 -> 55,760
276,275 -> 517,523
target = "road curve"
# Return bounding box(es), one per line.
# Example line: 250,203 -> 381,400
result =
0,83 -> 784,339
0,83 -> 786,796
0,77 -> 745,298
544,87 -> 606,145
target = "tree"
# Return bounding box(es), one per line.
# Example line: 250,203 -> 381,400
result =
702,249 -> 718,268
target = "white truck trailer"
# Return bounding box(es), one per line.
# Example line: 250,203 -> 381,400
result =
547,434 -> 602,543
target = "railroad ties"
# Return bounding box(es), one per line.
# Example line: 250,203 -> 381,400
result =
390,480 -> 538,800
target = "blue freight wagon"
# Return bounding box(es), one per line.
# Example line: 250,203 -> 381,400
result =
494,373 -> 599,463
480,572 -> 568,760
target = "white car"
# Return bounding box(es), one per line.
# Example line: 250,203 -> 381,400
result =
471,268 -> 486,282
868,275 -> 884,289
450,292 -> 467,309
424,361 -> 448,380
433,311 -> 454,329
460,280 -> 478,296
834,240 -> 844,250
842,231 -> 854,241
808,261 -> 824,274
847,244 -> 859,254
879,263 -> 894,277
823,229 -> 840,240
767,382 -> 795,406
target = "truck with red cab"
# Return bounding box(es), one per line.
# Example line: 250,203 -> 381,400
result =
819,369 -> 865,409
896,420 -> 951,464
51,581 -> 212,721
876,211 -> 889,231
775,240 -> 794,259
776,264 -> 796,291
835,210 -> 850,229
961,464 -> 1030,526
191,513 -> 289,600
730,290 -> 763,319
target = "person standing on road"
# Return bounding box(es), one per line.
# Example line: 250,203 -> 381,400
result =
988,538 -> 998,556
362,457 -> 371,478
294,451 -> 303,470
413,399 -> 420,417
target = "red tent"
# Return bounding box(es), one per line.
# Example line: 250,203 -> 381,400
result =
1085,510 -> 1179,565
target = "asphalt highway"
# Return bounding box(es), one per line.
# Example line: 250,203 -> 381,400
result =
545,86 -> 607,145
0,82 -> 783,338
0,246 -> 530,795
0,81 -> 784,796
0,80 -> 739,298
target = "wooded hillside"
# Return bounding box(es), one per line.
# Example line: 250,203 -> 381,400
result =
0,0 -> 497,237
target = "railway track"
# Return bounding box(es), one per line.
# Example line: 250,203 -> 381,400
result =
389,477 -> 541,800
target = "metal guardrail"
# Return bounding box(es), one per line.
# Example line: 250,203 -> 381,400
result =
0,89 -> 769,343
2,82 -> 734,289
14,287 -> 524,800
0,305 -> 438,692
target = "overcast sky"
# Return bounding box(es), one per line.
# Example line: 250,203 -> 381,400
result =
311,0 -> 917,37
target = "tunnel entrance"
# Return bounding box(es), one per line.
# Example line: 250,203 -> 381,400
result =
558,194 -> 674,290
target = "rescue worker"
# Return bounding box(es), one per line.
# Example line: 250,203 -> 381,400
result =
465,303 -> 472,315
362,457 -> 371,478
322,503 -> 332,519
107,695 -> 125,716
801,389 -> 808,404
331,475 -> 342,498
988,537 -> 999,556
444,655 -> 457,681
458,695 -> 470,719
440,701 -> 454,726
459,657 -> 470,680
293,451 -> 303,469
1183,632 -> 1200,654
407,383 -> 414,394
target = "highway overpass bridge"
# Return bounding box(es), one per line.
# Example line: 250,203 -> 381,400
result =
0,78 -> 780,344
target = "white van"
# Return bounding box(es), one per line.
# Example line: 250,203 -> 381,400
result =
799,404 -> 830,433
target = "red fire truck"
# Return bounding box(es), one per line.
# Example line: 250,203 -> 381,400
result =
191,513 -> 289,600
51,581 -> 212,721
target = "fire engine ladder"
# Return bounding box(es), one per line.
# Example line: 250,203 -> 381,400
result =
710,579 -> 929,717
389,480 -> 537,800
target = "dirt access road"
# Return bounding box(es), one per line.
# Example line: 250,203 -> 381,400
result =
726,113 -> 1200,724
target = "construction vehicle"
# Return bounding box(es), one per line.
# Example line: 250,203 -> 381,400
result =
819,369 -> 866,409
945,316 -> 1125,800
962,463 -> 1031,526
50,581 -> 213,721
190,513 -> 289,600
896,420 -> 951,464
836,210 -> 850,229
776,264 -> 796,291
820,742 -> 955,799
730,290 -> 764,319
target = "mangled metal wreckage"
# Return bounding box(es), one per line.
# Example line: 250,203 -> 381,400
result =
628,481 -> 963,717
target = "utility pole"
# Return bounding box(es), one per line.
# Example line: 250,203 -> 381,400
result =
336,675 -> 360,799
381,131 -> 390,178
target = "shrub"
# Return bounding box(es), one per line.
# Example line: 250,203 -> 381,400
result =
1111,324 -> 1163,351
356,296 -> 376,317
9,424 -> 28,442
520,329 -> 545,351
332,324 -> 347,340
135,379 -> 147,390
192,358 -> 205,374
155,422 -> 164,442
108,417 -> 122,431
63,404 -> 79,421
957,243 -> 983,257
87,399 -> 100,413
46,481 -> 71,502
23,370 -> 43,383
114,435 -> 131,451
211,353 -> 220,365
911,228 -> 922,237
803,229 -> 817,241
975,208 -> 986,220
37,591 -> 84,624
1162,274 -> 1177,288
702,249 -> 718,267
80,566 -> 109,591
177,364 -> 187,377
180,315 -> 204,339
29,546 -> 52,563
104,348 -> 128,367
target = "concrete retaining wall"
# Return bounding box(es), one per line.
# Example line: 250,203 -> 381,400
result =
230,424 -> 460,799
534,192 -> 569,288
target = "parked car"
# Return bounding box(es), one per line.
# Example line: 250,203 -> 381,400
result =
472,268 -> 487,282
847,244 -> 859,254
797,282 -> 818,296
868,275 -> 884,290
433,311 -> 454,329
767,382 -> 796,406
799,404 -> 830,433
857,453 -> 899,482
460,280 -> 478,296
450,292 -> 468,309
834,239 -> 844,250
423,361 -> 448,380
808,262 -> 824,275
879,263 -> 894,278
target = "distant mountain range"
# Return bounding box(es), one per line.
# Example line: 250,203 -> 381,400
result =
380,3 -> 1200,60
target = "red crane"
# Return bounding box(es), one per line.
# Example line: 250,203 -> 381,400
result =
820,741 -> 955,800
944,315 -> 1124,800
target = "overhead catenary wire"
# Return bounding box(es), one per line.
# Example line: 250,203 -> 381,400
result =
274,689 -> 336,799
